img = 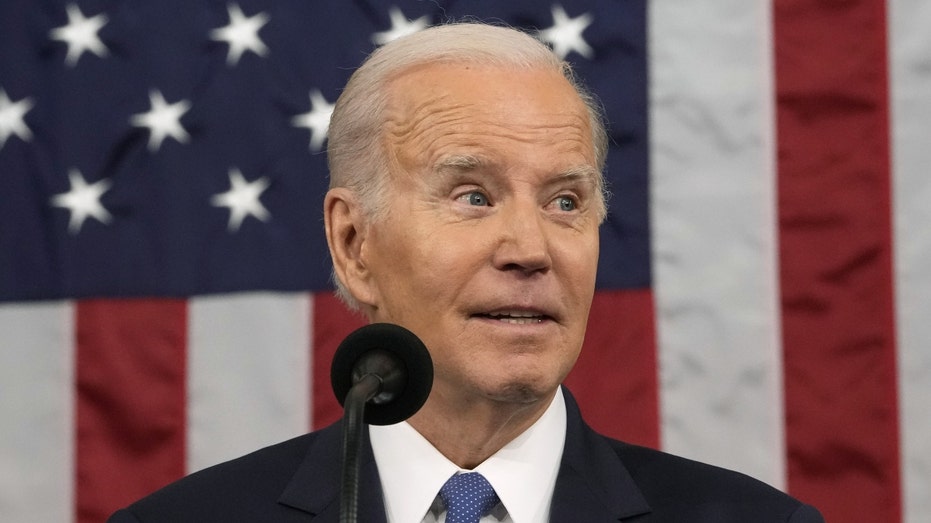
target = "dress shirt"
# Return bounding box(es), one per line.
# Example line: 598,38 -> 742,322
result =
370,389 -> 567,523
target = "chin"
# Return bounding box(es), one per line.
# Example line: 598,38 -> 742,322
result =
484,378 -> 557,404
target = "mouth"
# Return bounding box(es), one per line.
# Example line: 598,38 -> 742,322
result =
473,310 -> 552,325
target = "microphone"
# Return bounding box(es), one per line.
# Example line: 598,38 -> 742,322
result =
330,322 -> 433,425
329,323 -> 433,523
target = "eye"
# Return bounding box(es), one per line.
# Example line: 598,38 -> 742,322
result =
554,195 -> 577,212
458,191 -> 490,206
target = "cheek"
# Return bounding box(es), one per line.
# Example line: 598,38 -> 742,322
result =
369,222 -> 481,310
559,234 -> 600,291
411,220 -> 491,273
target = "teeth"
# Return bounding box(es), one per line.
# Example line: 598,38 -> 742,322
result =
496,317 -> 543,324
489,311 -> 537,317
487,311 -> 544,324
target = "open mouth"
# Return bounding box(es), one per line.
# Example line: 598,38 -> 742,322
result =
475,311 -> 549,325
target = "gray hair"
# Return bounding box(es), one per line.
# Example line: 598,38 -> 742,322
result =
326,22 -> 609,308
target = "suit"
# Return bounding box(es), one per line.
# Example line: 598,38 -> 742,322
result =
109,388 -> 823,522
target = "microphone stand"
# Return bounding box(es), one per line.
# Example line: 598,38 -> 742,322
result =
332,324 -> 432,523
339,373 -> 382,523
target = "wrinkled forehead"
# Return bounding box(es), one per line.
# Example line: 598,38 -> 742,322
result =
384,61 -> 586,116
380,62 -> 595,167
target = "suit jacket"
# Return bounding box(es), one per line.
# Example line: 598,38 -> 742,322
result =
109,389 -> 824,522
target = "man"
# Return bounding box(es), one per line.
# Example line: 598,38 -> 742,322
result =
110,23 -> 824,522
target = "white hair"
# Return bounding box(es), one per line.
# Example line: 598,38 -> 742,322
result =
326,22 -> 609,308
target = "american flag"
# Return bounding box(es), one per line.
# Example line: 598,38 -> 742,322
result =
0,1 -> 927,522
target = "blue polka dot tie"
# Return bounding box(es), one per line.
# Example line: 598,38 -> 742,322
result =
439,472 -> 500,523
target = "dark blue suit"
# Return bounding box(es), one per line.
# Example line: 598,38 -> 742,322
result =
109,389 -> 823,522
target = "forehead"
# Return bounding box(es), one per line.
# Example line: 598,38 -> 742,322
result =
382,62 -> 595,172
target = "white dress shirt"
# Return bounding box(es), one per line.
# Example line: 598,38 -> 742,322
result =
370,389 -> 567,523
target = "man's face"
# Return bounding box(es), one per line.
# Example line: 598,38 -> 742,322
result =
358,63 -> 600,404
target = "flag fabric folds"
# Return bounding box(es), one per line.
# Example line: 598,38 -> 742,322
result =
0,1 -> 928,522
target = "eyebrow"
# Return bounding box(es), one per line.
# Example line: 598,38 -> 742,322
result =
434,154 -> 598,183
556,165 -> 600,185
434,154 -> 487,173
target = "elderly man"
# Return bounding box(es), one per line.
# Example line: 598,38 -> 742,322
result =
109,23 -> 823,522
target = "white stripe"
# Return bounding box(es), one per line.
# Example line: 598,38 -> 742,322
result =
889,1 -> 931,521
648,1 -> 785,487
0,301 -> 74,523
187,292 -> 311,472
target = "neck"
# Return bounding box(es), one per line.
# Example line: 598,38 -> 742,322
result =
407,387 -> 557,469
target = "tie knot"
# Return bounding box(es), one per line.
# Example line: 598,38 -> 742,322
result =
439,472 -> 500,523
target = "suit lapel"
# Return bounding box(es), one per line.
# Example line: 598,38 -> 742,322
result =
550,388 -> 652,521
275,389 -> 648,522
278,420 -> 387,522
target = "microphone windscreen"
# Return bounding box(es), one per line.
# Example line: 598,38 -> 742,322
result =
330,323 -> 433,425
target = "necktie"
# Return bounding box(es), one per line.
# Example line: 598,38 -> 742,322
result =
439,472 -> 500,523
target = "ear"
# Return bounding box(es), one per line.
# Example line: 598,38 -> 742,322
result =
324,188 -> 378,309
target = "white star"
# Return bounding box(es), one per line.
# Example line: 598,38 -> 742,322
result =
210,3 -> 270,66
537,5 -> 594,60
49,3 -> 109,67
371,6 -> 430,46
291,90 -> 335,152
210,168 -> 271,232
130,89 -> 191,152
0,88 -> 34,150
49,169 -> 112,234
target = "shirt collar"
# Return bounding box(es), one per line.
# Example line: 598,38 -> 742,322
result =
370,388 -> 567,523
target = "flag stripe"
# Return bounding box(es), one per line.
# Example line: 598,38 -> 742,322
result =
311,293 -> 367,429
889,1 -> 931,521
187,292 -> 311,473
75,300 -> 187,523
564,290 -> 659,449
0,302 -> 74,523
648,0 -> 786,488
773,1 -> 902,520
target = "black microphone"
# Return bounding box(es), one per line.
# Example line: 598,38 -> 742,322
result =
329,323 -> 433,523
330,322 -> 433,424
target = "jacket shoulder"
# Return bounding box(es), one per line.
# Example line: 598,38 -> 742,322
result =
109,428 -> 330,522
607,439 -> 823,522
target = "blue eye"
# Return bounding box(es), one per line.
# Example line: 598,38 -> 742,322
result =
464,191 -> 489,206
556,196 -> 576,211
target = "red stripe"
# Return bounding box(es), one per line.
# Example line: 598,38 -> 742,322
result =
75,299 -> 187,523
773,1 -> 901,520
564,289 -> 659,448
312,293 -> 367,428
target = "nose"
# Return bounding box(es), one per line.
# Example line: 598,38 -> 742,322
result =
491,202 -> 552,275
